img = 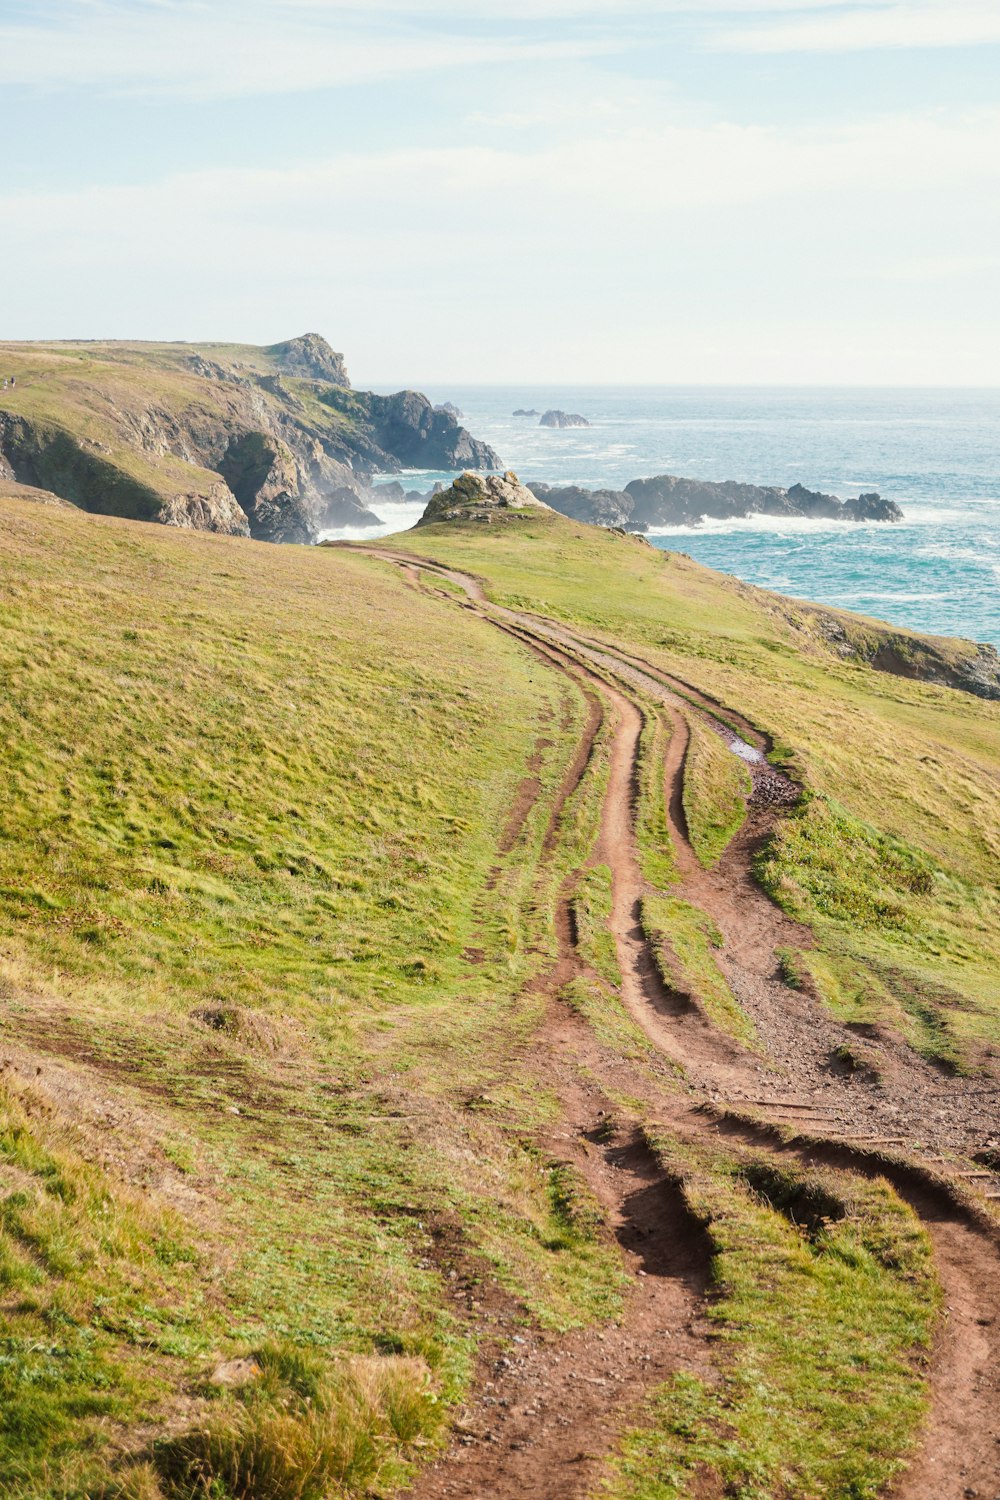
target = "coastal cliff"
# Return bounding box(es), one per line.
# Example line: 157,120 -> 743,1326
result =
0,335 -> 500,543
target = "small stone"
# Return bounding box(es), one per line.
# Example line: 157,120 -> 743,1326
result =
211,1357 -> 260,1387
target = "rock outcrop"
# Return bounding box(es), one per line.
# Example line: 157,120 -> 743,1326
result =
417,470 -> 550,526
526,475 -> 904,532
539,410 -> 591,428
843,491 -> 903,522
435,401 -> 464,418
328,389 -> 499,473
218,432 -> 314,543
513,408 -> 539,417
807,607 -> 1000,701
528,482 -> 638,529
531,473 -> 903,529
264,334 -> 351,387
0,411 -> 251,535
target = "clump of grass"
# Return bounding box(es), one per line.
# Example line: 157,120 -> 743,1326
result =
571,866 -> 621,988
0,1075 -> 207,1492
150,1348 -> 440,1500
642,894 -> 756,1047
561,976 -> 666,1067
681,719 -> 751,869
775,945 -> 809,990
756,794 -> 1000,1067
832,1039 -> 884,1082
455,1133 -> 628,1332
634,712 -> 677,889
757,795 -> 936,932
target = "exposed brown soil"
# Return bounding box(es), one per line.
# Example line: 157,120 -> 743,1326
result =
349,547 -> 1000,1500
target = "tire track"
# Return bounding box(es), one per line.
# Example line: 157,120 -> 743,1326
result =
354,547 -> 1000,1499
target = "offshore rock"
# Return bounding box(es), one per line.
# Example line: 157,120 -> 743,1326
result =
539,409 -> 591,428
843,491 -> 904,522
417,470 -> 551,526
621,474 -> 903,527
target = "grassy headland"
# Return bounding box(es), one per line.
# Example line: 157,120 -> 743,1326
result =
0,489 -> 995,1496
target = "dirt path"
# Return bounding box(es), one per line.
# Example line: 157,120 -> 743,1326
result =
406,638 -> 719,1500
351,546 -> 1000,1500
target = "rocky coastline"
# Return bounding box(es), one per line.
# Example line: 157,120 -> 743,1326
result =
528,475 -> 903,529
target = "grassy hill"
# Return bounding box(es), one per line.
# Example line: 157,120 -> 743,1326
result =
0,491 -> 998,1498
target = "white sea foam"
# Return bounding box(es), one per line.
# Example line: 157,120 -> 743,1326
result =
318,498 -> 424,543
646,514 -> 863,538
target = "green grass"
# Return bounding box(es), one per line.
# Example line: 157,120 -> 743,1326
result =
634,712 -> 678,890
756,795 -> 1000,1065
572,867 -> 621,988
0,1071 -> 210,1495
642,894 -> 756,1047
603,1137 -> 937,1500
0,490 -> 979,1494
681,719 -> 751,869
400,511 -> 1000,1067
0,501 -> 626,1493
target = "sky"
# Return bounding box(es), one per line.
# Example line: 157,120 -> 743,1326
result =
2,0 -> 999,384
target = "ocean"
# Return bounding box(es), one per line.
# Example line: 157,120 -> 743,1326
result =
320,386 -> 1000,649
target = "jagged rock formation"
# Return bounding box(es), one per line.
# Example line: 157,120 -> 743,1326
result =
0,337 -> 501,544
435,401 -> 464,418
528,482 -> 639,530
530,474 -> 904,529
417,470 -> 550,526
264,333 -> 351,387
623,475 -> 903,526
218,432 -> 315,543
539,410 -> 590,428
326,389 -> 498,473
0,411 -> 251,535
513,408 -> 539,417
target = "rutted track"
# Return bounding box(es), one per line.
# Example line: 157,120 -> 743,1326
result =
353,547 -> 1000,1500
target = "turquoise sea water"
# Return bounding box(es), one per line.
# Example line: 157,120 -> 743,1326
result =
326,386 -> 1000,649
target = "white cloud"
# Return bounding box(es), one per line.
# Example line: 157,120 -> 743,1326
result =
718,1 -> 1000,53
0,3 -> 620,96
7,104 -> 1000,238
4,3 -> 999,380
1,1 -> 959,98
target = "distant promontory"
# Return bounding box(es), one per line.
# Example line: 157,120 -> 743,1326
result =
528,476 -> 903,529
0,334 -> 500,544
